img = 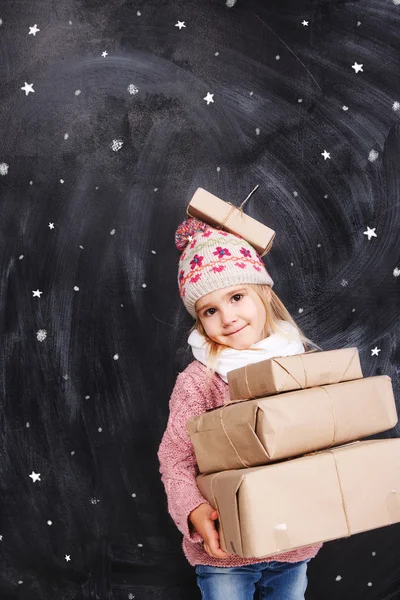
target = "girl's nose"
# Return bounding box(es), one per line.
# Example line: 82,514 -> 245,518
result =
220,309 -> 238,326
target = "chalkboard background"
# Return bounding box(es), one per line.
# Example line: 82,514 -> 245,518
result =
1,1 -> 400,598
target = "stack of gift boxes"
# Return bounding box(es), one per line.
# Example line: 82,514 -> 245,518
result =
184,186 -> 400,559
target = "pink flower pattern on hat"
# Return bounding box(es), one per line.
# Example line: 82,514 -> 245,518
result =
211,265 -> 226,273
240,247 -> 252,258
190,254 -> 204,270
213,247 -> 231,258
190,273 -> 202,283
235,262 -> 246,269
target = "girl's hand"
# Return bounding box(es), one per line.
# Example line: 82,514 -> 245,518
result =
189,503 -> 232,559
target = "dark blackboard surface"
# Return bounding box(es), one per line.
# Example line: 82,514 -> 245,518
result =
0,1 -> 400,598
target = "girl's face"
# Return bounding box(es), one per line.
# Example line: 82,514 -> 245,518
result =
195,285 -> 271,350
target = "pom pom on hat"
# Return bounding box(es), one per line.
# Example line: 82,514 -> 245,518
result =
175,217 -> 210,252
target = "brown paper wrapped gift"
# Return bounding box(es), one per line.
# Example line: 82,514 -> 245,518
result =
227,347 -> 363,402
187,188 -> 275,257
196,439 -> 400,558
188,375 -> 397,474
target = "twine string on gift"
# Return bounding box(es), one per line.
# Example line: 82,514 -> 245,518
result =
243,365 -> 257,400
275,355 -> 309,393
300,385 -> 338,450
241,352 -> 313,400
302,447 -> 352,535
240,184 -> 260,211
219,407 -> 251,468
216,185 -> 260,230
231,184 -> 274,258
337,348 -> 358,381
208,474 -> 224,547
209,473 -> 219,510
319,386 -> 338,448
216,202 -> 237,230
330,452 -> 351,535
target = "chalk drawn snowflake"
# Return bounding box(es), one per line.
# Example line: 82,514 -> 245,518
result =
36,329 -> 47,342
127,84 -> 139,95
0,163 -> 9,175
368,149 -> 379,162
110,139 -> 123,152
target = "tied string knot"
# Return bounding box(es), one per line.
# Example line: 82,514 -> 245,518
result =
187,185 -> 271,257
217,185 -> 259,230
235,351 -> 318,401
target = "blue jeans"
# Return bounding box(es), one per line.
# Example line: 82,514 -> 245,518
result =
195,560 -> 309,600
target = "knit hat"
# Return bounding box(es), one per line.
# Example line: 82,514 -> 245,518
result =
175,217 -> 274,318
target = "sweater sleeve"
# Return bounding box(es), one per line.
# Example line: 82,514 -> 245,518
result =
157,371 -> 210,543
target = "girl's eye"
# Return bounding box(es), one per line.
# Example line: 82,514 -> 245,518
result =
202,293 -> 243,316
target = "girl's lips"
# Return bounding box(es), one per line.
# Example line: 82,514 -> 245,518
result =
226,325 -> 247,336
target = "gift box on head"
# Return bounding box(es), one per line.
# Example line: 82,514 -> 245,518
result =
187,186 -> 275,257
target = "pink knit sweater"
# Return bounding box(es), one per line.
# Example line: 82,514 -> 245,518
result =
157,360 -> 322,567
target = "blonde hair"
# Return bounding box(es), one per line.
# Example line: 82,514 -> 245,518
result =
191,284 -> 321,379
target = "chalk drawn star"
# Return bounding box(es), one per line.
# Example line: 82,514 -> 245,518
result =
321,150 -> 331,160
352,62 -> 363,73
175,21 -> 186,29
21,82 -> 35,95
371,347 -> 381,356
29,24 -> 40,36
65,555 -> 71,562
29,471 -> 41,482
204,92 -> 214,105
32,289 -> 43,298
48,222 -> 54,229
301,20 -> 309,26
101,51 -> 108,57
363,227 -> 377,240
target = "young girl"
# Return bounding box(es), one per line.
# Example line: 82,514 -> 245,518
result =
158,216 -> 322,600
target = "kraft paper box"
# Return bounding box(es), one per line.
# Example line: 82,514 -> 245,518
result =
187,188 -> 275,257
188,375 -> 397,474
227,347 -> 363,402
196,439 -> 400,559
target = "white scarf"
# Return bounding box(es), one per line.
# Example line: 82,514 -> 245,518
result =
188,320 -> 305,383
